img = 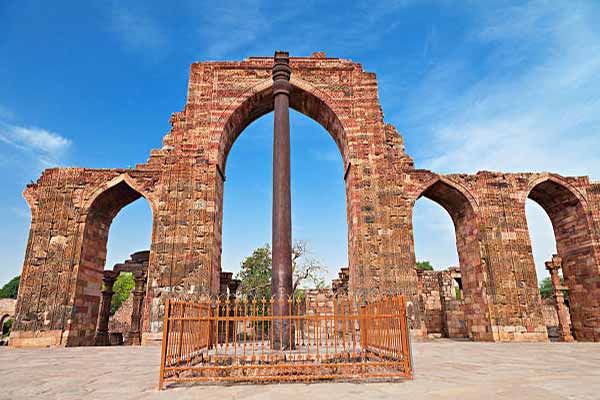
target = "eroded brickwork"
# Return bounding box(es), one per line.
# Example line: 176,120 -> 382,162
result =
10,53 -> 600,346
416,268 -> 468,339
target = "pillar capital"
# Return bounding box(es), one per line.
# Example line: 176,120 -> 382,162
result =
272,51 -> 291,81
272,50 -> 291,97
545,254 -> 562,272
102,270 -> 119,294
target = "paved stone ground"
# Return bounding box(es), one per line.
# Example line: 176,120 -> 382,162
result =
1,340 -> 599,399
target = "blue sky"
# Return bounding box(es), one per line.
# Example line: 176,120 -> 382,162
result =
1,1 -> 600,286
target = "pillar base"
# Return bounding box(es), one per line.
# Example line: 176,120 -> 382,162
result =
9,329 -> 64,348
127,332 -> 141,346
141,332 -> 163,346
560,334 -> 575,342
94,331 -> 110,346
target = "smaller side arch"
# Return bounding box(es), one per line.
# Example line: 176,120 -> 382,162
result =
0,314 -> 10,328
524,174 -> 600,341
411,175 -> 493,341
67,173 -> 156,346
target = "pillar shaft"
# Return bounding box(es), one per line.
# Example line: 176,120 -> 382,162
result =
546,255 -> 574,342
128,271 -> 146,346
271,50 -> 293,349
95,271 -> 117,346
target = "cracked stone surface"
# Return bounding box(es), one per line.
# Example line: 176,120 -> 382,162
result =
2,341 -> 599,399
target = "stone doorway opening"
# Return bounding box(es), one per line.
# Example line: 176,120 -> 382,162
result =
412,179 -> 488,341
524,177 -> 597,341
220,108 -> 348,295
216,81 -> 351,301
70,177 -> 154,346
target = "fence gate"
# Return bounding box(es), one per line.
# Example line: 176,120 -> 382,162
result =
159,295 -> 412,389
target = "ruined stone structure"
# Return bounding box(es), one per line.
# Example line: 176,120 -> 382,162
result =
1,299 -> 16,331
415,267 -> 468,340
95,251 -> 149,346
10,52 -> 600,347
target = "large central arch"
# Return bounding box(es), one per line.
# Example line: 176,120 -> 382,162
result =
210,78 -> 352,292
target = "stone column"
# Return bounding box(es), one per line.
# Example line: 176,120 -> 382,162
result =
227,279 -> 240,340
271,50 -> 293,350
219,272 -> 233,299
545,255 -> 574,342
228,279 -> 240,301
95,271 -> 118,346
128,270 -> 147,346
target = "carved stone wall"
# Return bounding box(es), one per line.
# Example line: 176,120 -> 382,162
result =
10,53 -> 600,346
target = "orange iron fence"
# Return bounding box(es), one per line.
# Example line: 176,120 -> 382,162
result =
159,295 -> 412,389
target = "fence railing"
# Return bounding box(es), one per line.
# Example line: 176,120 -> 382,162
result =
159,295 -> 412,389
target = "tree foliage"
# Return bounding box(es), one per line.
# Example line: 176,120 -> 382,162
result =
416,261 -> 434,271
2,318 -> 12,337
539,276 -> 568,301
237,245 -> 273,300
110,273 -> 135,315
236,241 -> 327,300
0,275 -> 20,299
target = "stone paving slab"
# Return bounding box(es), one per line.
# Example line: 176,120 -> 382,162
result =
1,341 -> 599,399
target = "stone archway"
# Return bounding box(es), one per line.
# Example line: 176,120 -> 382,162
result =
1,314 -> 10,331
525,176 -> 600,341
210,78 -> 353,294
412,177 -> 492,341
68,178 -> 155,346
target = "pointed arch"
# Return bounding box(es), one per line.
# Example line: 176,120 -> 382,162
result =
411,175 -> 492,340
524,174 -> 600,341
214,77 -> 350,172
210,77 -> 353,295
68,174 -> 155,346
413,176 -> 479,221
83,173 -> 157,217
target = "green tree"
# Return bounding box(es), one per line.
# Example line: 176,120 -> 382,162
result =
237,245 -> 273,300
2,318 -> 12,337
416,261 -> 434,271
110,273 -> 135,315
0,276 -> 20,299
539,276 -> 568,301
236,242 -> 327,300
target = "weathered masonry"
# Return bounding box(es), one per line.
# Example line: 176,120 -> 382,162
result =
10,52 -> 600,347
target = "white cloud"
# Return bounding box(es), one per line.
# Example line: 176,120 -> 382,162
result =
0,123 -> 71,164
402,1 -> 600,281
410,1 -> 600,178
